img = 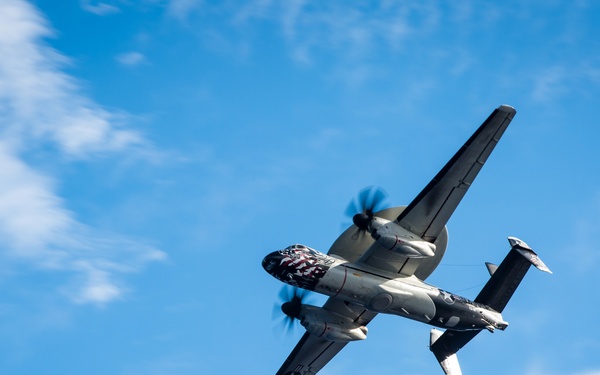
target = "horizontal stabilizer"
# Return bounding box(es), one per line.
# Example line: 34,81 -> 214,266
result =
476,237 -> 551,312
485,262 -> 498,276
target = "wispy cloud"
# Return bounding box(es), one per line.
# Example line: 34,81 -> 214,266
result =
233,1 -> 441,65
528,58 -> 600,103
0,0 -> 164,305
116,51 -> 147,66
166,0 -> 202,21
80,0 -> 120,16
162,1 -> 443,83
530,66 -> 569,103
0,1 -> 144,157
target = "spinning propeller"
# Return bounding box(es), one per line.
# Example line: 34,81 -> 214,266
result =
344,186 -> 389,235
273,286 -> 309,334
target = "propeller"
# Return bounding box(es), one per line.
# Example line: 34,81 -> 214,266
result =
273,286 -> 309,334
344,186 -> 389,234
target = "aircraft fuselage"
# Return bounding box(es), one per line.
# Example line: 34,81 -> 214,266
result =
262,244 -> 508,333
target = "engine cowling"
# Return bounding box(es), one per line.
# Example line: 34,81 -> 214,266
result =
370,217 -> 436,258
298,305 -> 368,342
373,233 -> 436,257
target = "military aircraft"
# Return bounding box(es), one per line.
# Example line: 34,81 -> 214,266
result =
262,105 -> 551,375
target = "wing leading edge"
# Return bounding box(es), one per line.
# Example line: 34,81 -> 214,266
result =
396,105 -> 516,243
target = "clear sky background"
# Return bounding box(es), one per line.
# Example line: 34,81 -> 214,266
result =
0,1 -> 599,374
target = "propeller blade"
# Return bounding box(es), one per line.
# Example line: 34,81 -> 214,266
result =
370,187 -> 388,213
278,285 -> 291,302
272,302 -> 282,321
357,187 -> 372,213
344,186 -> 389,233
346,186 -> 389,216
273,286 -> 310,336
344,198 -> 360,218
285,315 -> 295,334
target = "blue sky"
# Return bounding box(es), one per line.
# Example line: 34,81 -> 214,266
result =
0,1 -> 599,374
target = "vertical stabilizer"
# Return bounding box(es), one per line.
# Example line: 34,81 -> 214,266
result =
430,329 -> 463,375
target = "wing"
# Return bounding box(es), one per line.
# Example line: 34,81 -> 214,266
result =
331,105 -> 515,279
276,298 -> 377,375
396,105 -> 516,242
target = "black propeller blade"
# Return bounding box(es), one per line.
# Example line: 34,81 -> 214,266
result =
273,286 -> 308,334
344,186 -> 389,234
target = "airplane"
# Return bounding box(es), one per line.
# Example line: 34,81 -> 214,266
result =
261,105 -> 551,375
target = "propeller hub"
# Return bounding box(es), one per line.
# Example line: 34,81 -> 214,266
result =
281,301 -> 301,319
345,186 -> 388,234
353,212 -> 372,231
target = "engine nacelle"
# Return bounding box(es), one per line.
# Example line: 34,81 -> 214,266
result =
299,305 -> 368,342
370,217 -> 435,258
373,233 -> 436,257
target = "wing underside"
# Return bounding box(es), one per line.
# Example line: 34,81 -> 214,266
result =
330,106 -> 515,279
396,105 -> 516,243
276,332 -> 345,375
275,298 -> 377,375
357,105 -> 516,278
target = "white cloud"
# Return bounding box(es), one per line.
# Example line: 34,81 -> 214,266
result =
116,51 -> 147,66
0,0 -> 165,305
0,144 -> 71,264
0,1 -> 144,157
80,0 -> 120,16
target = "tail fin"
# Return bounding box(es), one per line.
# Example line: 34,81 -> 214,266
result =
430,329 -> 463,375
429,237 -> 551,374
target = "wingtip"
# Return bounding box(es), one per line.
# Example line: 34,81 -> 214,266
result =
508,237 -> 553,274
508,236 -> 531,250
498,104 -> 517,116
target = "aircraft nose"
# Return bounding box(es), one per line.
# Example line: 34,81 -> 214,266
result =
262,251 -> 283,274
